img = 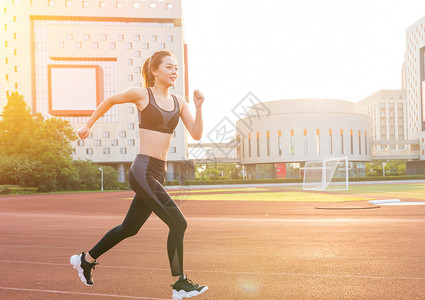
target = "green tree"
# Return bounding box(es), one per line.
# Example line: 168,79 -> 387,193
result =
0,92 -> 78,191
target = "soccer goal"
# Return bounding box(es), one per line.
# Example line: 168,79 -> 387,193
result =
302,157 -> 349,191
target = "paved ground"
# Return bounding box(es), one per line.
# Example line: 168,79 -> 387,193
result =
0,188 -> 424,299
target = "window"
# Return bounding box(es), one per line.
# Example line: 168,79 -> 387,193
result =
142,43 -> 149,49
128,107 -> 134,114
5,58 -> 9,64
329,129 -> 333,154
316,129 -> 320,155
14,49 -> 21,56
248,133 -> 251,157
13,16 -> 20,22
159,43 -> 165,49
149,3 -> 156,9
150,35 -> 157,42
166,3 -> 172,9
15,82 -> 21,89
303,129 -> 308,155
242,138 -> 245,158
256,132 -> 260,157
94,140 -> 101,146
92,42 -> 99,49
109,42 -> 116,49
359,130 -> 361,154
134,50 -> 141,57
133,35 -> 140,42
66,33 -> 73,40
116,2 -> 123,8
133,2 -> 140,8
103,148 -> 110,154
127,75 -> 133,81
278,130 -> 282,155
128,123 -> 134,130
65,1 -> 72,7
266,131 -> 270,156
290,129 -> 295,155
82,1 -> 88,7
99,1 -> 106,8
77,140 -> 84,146
75,42 -> 82,48
31,0 -> 37,6
86,148 -> 93,155
48,0 -> 54,6
117,34 -> 124,41
126,58 -> 133,65
101,34 -> 107,41
119,131 -> 126,138
134,67 -> 141,73
83,34 -> 90,41
102,131 -> 110,138
128,139 -> 135,146
14,66 -> 20,72
120,147 -> 127,154
4,41 -> 8,48
111,139 -> 118,146
166,35 -> 173,42
13,33 -> 21,39
170,147 -> 176,153
126,42 -> 132,49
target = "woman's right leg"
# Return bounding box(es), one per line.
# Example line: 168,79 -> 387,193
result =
88,194 -> 153,259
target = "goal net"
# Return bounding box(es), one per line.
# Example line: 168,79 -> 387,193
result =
302,157 -> 349,191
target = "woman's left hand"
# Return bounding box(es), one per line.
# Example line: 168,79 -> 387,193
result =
193,89 -> 204,109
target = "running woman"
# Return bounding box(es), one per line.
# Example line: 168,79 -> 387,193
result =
70,50 -> 208,300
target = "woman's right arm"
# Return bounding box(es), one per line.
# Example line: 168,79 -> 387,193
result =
78,87 -> 145,140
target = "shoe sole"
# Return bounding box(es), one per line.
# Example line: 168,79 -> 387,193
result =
172,286 -> 208,299
70,254 -> 92,287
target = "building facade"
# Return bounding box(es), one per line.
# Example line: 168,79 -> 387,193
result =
0,0 -> 190,181
236,99 -> 371,179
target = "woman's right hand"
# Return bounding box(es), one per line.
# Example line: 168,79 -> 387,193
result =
77,124 -> 92,140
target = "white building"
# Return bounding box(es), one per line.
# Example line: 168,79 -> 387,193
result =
0,0 -> 190,181
236,98 -> 371,179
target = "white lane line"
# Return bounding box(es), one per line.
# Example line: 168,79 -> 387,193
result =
1,232 -> 425,246
0,286 -> 170,300
1,259 -> 424,281
0,244 -> 425,260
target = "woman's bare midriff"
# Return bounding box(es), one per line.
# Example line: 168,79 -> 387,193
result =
138,128 -> 173,164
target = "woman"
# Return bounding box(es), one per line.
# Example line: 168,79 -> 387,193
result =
70,50 -> 208,300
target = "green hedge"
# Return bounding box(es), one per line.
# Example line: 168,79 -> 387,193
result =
349,175 -> 425,181
0,185 -> 39,194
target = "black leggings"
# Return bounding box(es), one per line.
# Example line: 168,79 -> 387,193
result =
88,154 -> 187,276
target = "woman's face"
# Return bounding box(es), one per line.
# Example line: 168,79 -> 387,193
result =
152,55 -> 179,87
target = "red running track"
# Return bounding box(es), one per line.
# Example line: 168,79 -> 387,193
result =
0,190 -> 424,299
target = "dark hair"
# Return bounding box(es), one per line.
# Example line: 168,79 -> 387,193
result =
142,50 -> 176,87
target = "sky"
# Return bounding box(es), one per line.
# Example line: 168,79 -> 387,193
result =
180,0 -> 425,143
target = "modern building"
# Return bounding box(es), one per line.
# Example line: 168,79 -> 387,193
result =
354,90 -> 418,160
235,99 -> 371,179
0,0 -> 190,182
404,14 -> 425,172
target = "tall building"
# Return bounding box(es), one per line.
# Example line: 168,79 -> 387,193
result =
354,90 -> 416,160
0,0 -> 190,181
403,14 -> 425,171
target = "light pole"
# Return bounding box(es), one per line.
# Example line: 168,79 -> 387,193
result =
382,162 -> 387,177
98,167 -> 103,191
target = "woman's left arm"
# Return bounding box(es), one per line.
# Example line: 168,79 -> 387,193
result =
178,89 -> 204,141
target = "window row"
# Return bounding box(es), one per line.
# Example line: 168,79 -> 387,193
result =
85,146 -> 177,155
25,1 -> 173,10
64,33 -> 173,43
70,42 -> 166,51
242,129 -> 369,158
77,129 -> 176,142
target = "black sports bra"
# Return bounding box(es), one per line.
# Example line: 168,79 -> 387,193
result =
138,87 -> 180,134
